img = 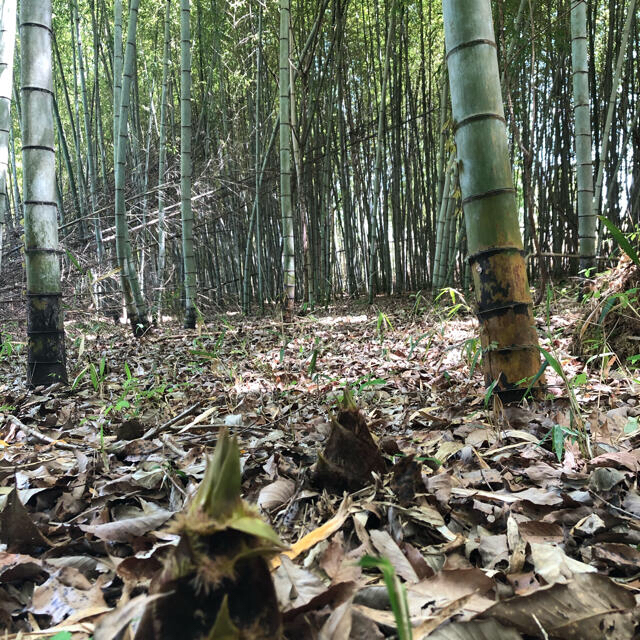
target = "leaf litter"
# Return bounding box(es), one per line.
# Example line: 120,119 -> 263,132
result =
1,295 -> 640,638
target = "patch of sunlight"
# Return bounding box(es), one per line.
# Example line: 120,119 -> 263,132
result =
318,314 -> 368,326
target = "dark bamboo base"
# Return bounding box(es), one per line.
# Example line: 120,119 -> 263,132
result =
183,307 -> 196,329
26,293 -> 67,387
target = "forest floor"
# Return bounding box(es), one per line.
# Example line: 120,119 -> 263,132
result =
1,288 -> 639,639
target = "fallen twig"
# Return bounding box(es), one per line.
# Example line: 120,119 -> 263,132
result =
7,415 -> 79,451
142,402 -> 201,440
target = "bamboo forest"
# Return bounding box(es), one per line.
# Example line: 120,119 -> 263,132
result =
1,0 -> 640,637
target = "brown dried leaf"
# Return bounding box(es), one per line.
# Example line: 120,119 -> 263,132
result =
258,478 -> 296,510
0,488 -> 53,553
530,542 -> 597,585
369,529 -> 419,583
426,619 -> 523,640
483,573 -> 637,640
80,502 -> 173,542
31,568 -> 107,625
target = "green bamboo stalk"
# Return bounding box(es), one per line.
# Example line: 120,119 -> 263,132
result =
593,0 -> 637,218
242,121 -> 279,315
242,2 -> 266,316
445,218 -> 465,287
52,31 -> 87,238
255,2 -> 264,314
68,5 -> 89,242
53,96 -> 82,228
439,160 -> 458,291
181,0 -> 197,329
154,0 -> 171,321
138,82 -> 154,297
338,50 -> 357,296
433,151 -> 455,291
320,89 -> 337,304
90,0 -> 109,191
113,0 -> 122,151
368,1 -> 397,304
435,75 -> 448,215
443,0 -> 542,398
0,0 -> 16,271
279,0 -> 295,315
9,109 -> 19,226
570,0 -> 596,274
114,0 -> 149,334
21,0 -> 67,386
73,0 -> 103,260
289,26 -> 316,308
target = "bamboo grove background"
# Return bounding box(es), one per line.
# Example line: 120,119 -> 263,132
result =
1,0 -> 639,313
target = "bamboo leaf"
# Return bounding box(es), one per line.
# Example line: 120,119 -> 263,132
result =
599,295 -> 620,324
537,347 -> 564,377
552,425 -> 565,462
484,378 -> 500,408
599,216 -> 640,267
65,249 -> 84,273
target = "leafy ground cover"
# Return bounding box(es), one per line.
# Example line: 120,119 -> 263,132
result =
1,291 -> 639,639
